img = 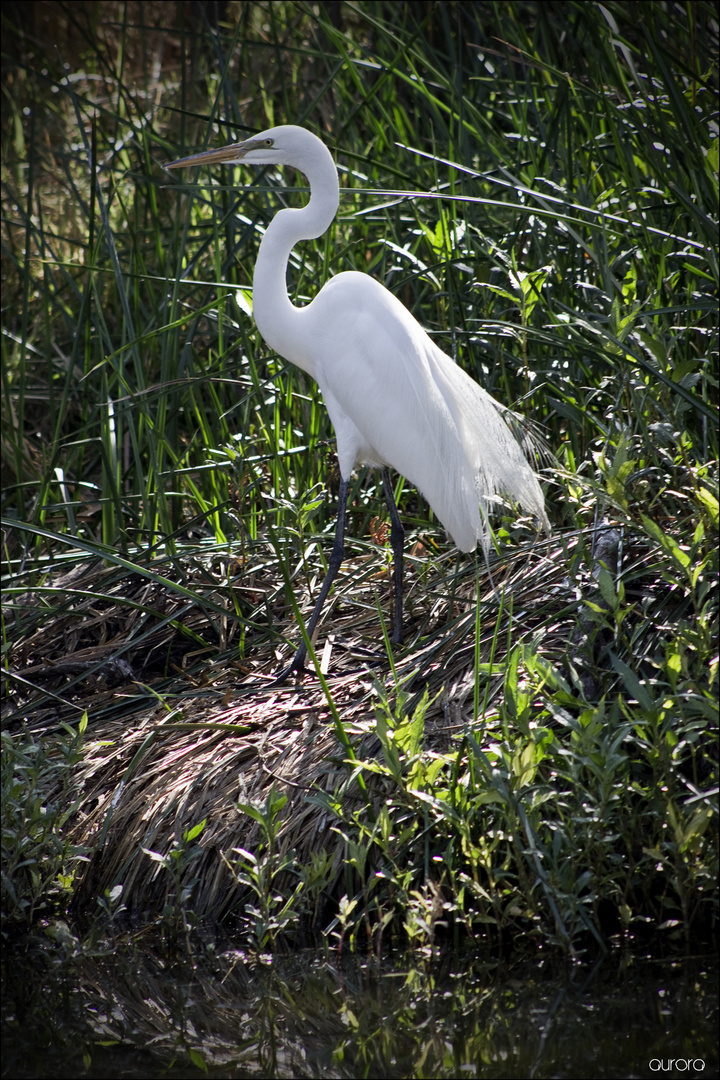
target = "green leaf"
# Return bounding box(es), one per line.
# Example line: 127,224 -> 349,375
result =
184,819 -> 207,843
696,486 -> 719,525
141,848 -> 168,865
188,1048 -> 208,1073
610,653 -> 654,713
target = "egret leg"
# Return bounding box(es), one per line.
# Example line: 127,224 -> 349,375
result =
275,477 -> 350,682
381,467 -> 405,644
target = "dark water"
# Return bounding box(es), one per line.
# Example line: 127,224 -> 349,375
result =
1,931 -> 717,1079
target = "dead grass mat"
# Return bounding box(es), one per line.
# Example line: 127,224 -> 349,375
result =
3,538 -> 574,919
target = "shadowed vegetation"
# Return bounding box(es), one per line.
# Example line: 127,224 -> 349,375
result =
1,1 -> 717,957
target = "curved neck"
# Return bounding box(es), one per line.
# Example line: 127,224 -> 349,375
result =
252,145 -> 339,374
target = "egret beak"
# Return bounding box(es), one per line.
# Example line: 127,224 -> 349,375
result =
166,140 -> 254,170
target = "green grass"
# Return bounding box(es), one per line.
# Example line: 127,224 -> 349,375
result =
1,1 -> 717,953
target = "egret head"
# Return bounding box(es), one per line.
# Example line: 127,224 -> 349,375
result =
166,125 -> 326,171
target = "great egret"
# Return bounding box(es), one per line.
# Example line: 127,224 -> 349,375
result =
167,125 -> 549,679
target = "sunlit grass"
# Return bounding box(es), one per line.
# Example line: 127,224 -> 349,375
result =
1,1 -> 717,953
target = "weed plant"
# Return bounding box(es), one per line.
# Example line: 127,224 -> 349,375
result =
1,2 -> 717,953
1,716 -> 88,925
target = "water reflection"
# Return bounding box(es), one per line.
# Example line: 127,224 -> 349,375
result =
2,935 -> 716,1079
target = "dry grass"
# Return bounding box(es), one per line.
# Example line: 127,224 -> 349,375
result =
3,529 -> 565,921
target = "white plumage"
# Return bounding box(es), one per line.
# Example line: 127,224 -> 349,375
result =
168,125 -> 549,677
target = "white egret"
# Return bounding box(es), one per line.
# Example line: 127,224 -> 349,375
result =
168,125 -> 549,680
